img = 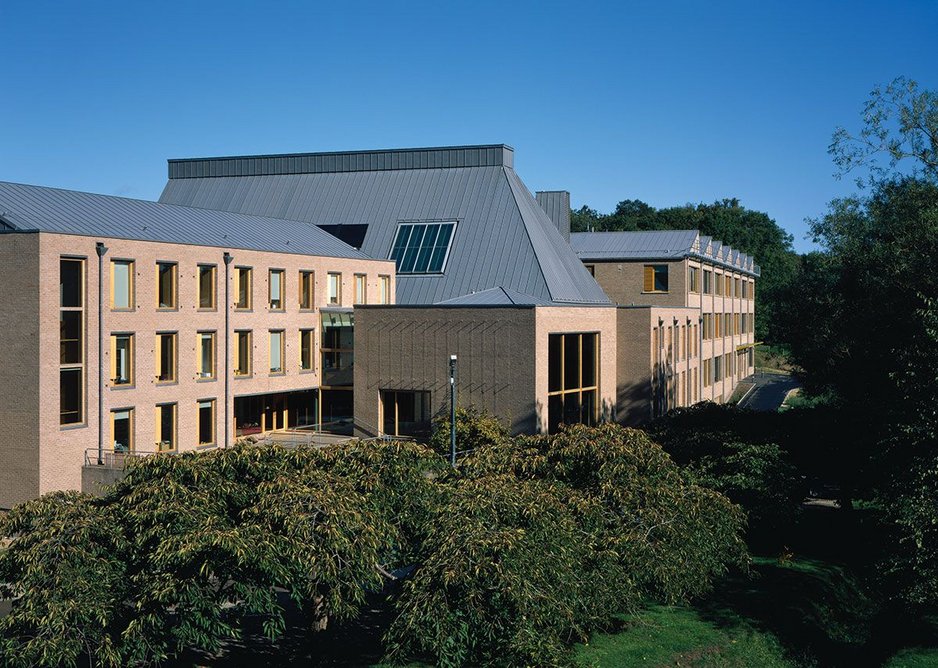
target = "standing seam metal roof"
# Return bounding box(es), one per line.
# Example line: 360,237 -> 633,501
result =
159,148 -> 610,305
0,181 -> 370,260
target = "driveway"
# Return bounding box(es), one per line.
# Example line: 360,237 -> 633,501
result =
738,371 -> 801,411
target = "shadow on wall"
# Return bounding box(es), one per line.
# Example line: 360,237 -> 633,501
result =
618,375 -> 654,427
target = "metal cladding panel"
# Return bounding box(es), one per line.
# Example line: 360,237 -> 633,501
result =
160,162 -> 603,305
0,181 -> 368,259
535,191 -> 571,241
167,145 -> 514,179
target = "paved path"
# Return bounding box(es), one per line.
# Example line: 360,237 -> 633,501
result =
738,371 -> 801,411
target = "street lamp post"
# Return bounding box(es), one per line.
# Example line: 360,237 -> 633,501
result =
449,354 -> 457,467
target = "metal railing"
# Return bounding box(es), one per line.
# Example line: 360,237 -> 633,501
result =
83,449 -> 163,468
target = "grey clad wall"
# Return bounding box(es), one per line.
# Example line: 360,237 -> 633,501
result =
353,306 -> 538,435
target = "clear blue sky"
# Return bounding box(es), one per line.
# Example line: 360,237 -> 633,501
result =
2,0 -> 936,253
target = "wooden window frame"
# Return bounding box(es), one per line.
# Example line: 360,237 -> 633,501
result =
110,259 -> 135,311
300,328 -> 315,372
60,257 -> 86,427
327,272 -> 342,305
155,261 -> 178,310
110,407 -> 135,453
235,330 -> 253,377
379,275 -> 391,304
198,264 -> 217,310
235,266 -> 253,310
546,332 -> 600,430
110,332 -> 135,388
269,268 -> 285,311
269,329 -> 285,375
155,332 -> 178,384
299,270 -> 315,310
197,398 -> 216,447
354,273 -> 367,305
197,331 -> 216,381
643,264 -> 669,293
155,402 -> 177,452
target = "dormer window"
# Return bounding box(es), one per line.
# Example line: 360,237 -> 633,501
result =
389,221 -> 456,274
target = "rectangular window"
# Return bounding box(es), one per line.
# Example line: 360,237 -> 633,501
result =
547,332 -> 599,433
355,274 -> 366,305
300,328 -> 314,371
198,399 -> 215,446
235,330 -> 252,376
714,355 -> 723,381
321,311 -> 354,387
60,258 -> 85,426
156,403 -> 176,452
299,270 -> 315,310
110,333 -> 134,386
236,266 -> 252,310
751,281 -> 756,300
111,408 -> 134,452
703,269 -> 712,295
269,269 -> 284,310
735,277 -> 741,297
703,359 -> 712,387
643,264 -> 668,292
269,330 -> 284,374
198,265 -> 216,309
688,266 -> 699,293
381,390 -> 432,438
111,260 -> 134,310
328,272 -> 341,305
715,313 -> 722,338
389,221 -> 456,274
156,262 -> 177,309
198,331 -> 216,379
379,275 -> 391,304
156,332 -> 177,383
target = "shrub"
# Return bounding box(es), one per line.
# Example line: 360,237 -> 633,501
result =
428,405 -> 510,459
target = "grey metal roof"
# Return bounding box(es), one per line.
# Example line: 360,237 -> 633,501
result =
535,191 -> 571,241
0,181 -> 370,259
436,286 -> 553,306
571,229 -> 760,277
159,147 -> 610,305
571,230 -> 701,260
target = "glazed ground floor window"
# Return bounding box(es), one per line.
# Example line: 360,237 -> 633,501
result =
547,332 -> 599,434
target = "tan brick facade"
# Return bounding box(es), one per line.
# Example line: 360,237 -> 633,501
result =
0,231 -> 394,508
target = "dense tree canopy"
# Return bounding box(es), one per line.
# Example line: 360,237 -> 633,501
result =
573,197 -> 798,343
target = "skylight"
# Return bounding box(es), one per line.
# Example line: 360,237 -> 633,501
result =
389,222 -> 456,273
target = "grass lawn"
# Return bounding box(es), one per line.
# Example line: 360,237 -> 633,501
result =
573,605 -> 791,667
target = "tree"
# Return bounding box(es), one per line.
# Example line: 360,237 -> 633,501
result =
0,442 -> 439,666
831,76 -> 938,188
387,422 -> 748,667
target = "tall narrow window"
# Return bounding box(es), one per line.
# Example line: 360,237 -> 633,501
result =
643,265 -> 668,292
379,275 -> 391,304
111,408 -> 134,452
156,262 -> 177,309
269,269 -> 284,310
156,332 -> 177,383
198,331 -> 216,379
198,399 -> 215,446
236,266 -> 252,309
547,332 -> 599,433
688,266 -> 700,293
111,259 -> 134,310
703,269 -> 712,295
110,333 -> 134,386
60,258 -> 85,425
328,273 -> 341,305
389,221 -> 456,273
235,330 -> 252,376
299,270 -> 315,310
198,265 -> 216,309
300,329 -> 314,371
156,403 -> 176,452
269,330 -> 284,374
354,274 -> 367,304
